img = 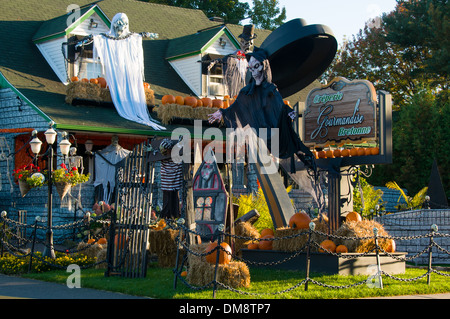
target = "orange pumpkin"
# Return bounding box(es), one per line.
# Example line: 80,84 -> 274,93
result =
317,150 -> 326,158
289,212 -> 311,230
325,150 -> 334,158
97,77 -> 107,88
350,148 -> 358,156
162,94 -> 176,105
205,241 -> 232,264
175,96 -> 184,105
222,99 -> 229,109
260,228 -> 274,238
346,211 -> 362,222
336,245 -> 348,253
114,233 -> 129,250
87,238 -> 96,244
181,271 -> 187,277
247,242 -> 259,250
196,99 -> 203,107
143,82 -> 150,89
333,149 -> 341,158
81,78 -> 89,83
385,239 -> 396,253
97,237 -> 107,245
370,147 -> 380,155
71,76 -> 79,82
364,148 -> 371,156
319,239 -> 336,253
212,98 -> 223,108
90,78 -> 98,85
258,235 -> 273,250
184,96 -> 198,107
201,97 -> 212,108
357,148 -> 365,156
341,149 -> 350,157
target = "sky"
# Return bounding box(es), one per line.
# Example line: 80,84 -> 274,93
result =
242,0 -> 398,45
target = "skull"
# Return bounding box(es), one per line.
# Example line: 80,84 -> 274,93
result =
248,56 -> 265,86
111,13 -> 130,38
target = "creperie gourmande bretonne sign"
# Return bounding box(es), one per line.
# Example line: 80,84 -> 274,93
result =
303,78 -> 377,146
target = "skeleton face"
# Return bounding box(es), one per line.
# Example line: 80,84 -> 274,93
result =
240,38 -> 253,52
112,15 -> 130,37
248,56 -> 264,86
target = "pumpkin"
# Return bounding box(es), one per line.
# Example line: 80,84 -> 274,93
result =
341,149 -> 350,157
205,241 -> 232,265
90,78 -> 98,85
201,97 -> 212,108
317,150 -> 326,158
196,99 -> 203,107
162,94 -> 176,105
222,99 -> 229,109
258,235 -> 273,250
289,212 -> 311,230
336,245 -> 348,253
212,98 -> 223,108
143,82 -> 150,89
364,148 -> 371,156
181,271 -> 187,277
247,242 -> 259,250
175,96 -> 184,105
81,78 -> 89,83
370,147 -> 379,156
184,96 -> 198,107
325,150 -> 334,158
319,239 -> 336,253
97,77 -> 107,88
260,228 -> 274,238
71,76 -> 79,82
97,237 -> 107,245
333,149 -> 341,158
346,211 -> 362,222
114,233 -> 129,250
349,148 -> 358,156
87,238 -> 96,244
357,148 -> 365,156
385,239 -> 396,253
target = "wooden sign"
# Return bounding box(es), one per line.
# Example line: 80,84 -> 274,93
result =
303,77 -> 377,146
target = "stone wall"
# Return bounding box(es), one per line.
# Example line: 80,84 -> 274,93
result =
375,209 -> 450,265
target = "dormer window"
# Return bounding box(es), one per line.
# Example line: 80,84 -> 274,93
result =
67,35 -> 103,80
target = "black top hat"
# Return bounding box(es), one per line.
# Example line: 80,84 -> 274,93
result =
238,24 -> 257,41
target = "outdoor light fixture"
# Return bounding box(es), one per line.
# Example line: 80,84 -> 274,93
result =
29,131 -> 42,155
44,127 -> 57,145
89,18 -> 98,29
59,134 -> 71,157
85,139 -> 94,153
219,37 -> 226,48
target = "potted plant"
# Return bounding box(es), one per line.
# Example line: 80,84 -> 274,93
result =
52,163 -> 90,199
12,164 -> 45,197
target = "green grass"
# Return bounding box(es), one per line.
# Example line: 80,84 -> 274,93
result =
22,263 -> 450,299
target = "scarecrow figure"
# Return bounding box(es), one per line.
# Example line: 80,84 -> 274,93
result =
208,47 -> 316,171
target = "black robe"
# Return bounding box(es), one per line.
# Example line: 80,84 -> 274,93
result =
220,79 -> 313,167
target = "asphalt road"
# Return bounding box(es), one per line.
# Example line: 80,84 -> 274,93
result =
0,274 -> 147,299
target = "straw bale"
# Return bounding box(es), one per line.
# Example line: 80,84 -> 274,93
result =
154,104 -> 219,124
148,228 -> 178,255
95,247 -> 108,269
334,219 -> 391,253
186,259 -> 250,289
272,227 -> 308,252
157,250 -> 185,268
234,221 -> 260,255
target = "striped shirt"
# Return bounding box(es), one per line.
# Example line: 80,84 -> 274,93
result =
160,159 -> 183,191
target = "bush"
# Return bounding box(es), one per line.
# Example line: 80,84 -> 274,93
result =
0,252 -> 97,275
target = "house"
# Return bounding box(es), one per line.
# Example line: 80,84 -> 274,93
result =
0,0 -> 319,238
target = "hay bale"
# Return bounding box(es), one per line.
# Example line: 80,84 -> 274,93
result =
234,221 -> 260,255
273,227 -> 308,251
95,247 -> 108,269
154,104 -> 219,124
334,219 -> 391,253
148,229 -> 178,255
186,260 -> 250,289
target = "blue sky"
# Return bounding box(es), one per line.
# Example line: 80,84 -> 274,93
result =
242,0 -> 398,45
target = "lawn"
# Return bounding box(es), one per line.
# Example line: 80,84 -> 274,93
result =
23,263 -> 450,299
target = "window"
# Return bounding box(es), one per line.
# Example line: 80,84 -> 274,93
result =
67,35 -> 104,80
202,54 -> 225,97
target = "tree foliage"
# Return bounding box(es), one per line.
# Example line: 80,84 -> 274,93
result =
248,0 -> 286,30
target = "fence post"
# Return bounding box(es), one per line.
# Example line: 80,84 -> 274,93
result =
0,211 -> 6,257
212,224 -> 224,299
104,210 -> 116,277
427,224 -> 437,285
28,216 -> 40,273
373,227 -> 383,289
173,218 -> 185,290
305,221 -> 315,291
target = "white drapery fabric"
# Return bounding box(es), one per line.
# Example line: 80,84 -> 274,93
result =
93,13 -> 165,130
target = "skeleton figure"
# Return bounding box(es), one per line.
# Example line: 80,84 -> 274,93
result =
208,47 -> 315,171
111,13 -> 130,37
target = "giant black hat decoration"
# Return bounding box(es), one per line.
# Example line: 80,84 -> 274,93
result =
260,18 -> 337,98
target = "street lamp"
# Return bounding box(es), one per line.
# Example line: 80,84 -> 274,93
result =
30,124 -> 71,259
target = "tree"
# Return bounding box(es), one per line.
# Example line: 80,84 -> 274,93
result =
249,0 -> 286,31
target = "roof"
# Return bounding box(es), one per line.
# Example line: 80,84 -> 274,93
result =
0,0 -> 317,137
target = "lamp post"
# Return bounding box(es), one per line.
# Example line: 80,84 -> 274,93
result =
30,124 -> 71,259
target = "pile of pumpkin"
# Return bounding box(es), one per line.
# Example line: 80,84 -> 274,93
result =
244,210 -> 396,254
313,146 -> 379,159
76,237 -> 108,269
65,76 -> 154,105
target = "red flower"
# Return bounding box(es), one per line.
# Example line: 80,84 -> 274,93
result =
60,163 -> 67,170
71,167 -> 77,171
